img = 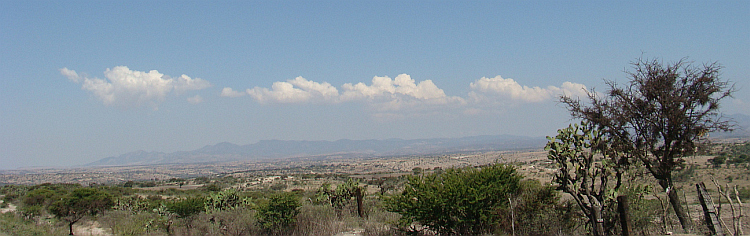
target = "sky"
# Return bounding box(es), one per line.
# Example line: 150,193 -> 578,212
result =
1,1 -> 748,169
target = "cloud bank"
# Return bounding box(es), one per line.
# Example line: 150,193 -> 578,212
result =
61,66 -> 210,108
223,74 -> 466,111
223,74 -> 588,113
64,67 -> 590,114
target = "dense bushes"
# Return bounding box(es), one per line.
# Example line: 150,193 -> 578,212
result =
385,163 -> 521,235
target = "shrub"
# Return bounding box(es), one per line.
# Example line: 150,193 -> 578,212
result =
166,196 -> 205,234
496,180 -> 583,236
194,207 -> 259,236
204,188 -> 248,214
269,183 -> 287,191
737,187 -> 750,201
0,212 -> 67,235
203,183 -> 223,192
167,196 -> 205,219
294,204 -> 344,236
256,192 -> 300,234
385,163 -> 521,235
99,210 -> 169,236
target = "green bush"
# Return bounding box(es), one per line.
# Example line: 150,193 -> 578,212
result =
385,163 -> 521,235
21,188 -> 55,207
167,197 -> 204,219
256,192 -> 300,234
204,188 -> 248,213
166,196 -> 205,234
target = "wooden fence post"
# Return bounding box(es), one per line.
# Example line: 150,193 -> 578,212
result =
697,182 -> 724,236
355,187 -> 363,218
618,195 -> 632,236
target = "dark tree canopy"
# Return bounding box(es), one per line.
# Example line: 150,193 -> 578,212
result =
561,57 -> 735,231
48,188 -> 115,235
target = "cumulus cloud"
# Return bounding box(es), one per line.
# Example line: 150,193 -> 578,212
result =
469,76 -> 588,103
224,73 -> 590,115
341,74 -> 448,101
61,66 -> 211,108
220,87 -> 246,97
60,68 -> 82,83
246,77 -> 339,103
173,74 -> 211,93
341,74 -> 464,111
235,74 -> 464,111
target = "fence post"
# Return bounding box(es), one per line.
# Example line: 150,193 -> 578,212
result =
618,195 -> 632,236
697,182 -> 723,236
355,187 -> 364,218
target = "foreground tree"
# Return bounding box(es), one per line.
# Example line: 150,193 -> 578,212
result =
546,122 -> 625,235
386,164 -> 521,235
561,58 -> 735,231
48,188 -> 115,235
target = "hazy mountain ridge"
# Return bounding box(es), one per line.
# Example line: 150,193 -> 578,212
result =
85,135 -> 547,167
85,113 -> 750,167
711,113 -> 750,138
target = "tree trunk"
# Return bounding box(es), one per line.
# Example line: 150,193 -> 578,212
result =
69,221 -> 74,235
660,179 -> 692,232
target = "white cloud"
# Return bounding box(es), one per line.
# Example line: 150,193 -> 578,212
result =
341,74 -> 448,101
61,66 -> 211,108
237,74 -> 465,111
558,81 -> 590,99
220,87 -> 246,97
340,74 -> 464,111
468,76 -> 589,103
60,68 -> 82,83
225,74 -> 590,115
246,77 -> 339,103
173,74 -> 211,93
187,95 -> 204,104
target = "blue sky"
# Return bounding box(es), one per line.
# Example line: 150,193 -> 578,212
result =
1,1 -> 748,169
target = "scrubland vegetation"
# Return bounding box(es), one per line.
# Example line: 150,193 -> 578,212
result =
0,147 -> 748,236
1,58 -> 748,235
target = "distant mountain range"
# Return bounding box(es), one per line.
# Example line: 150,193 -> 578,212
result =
85,135 -> 548,167
85,113 -> 750,167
